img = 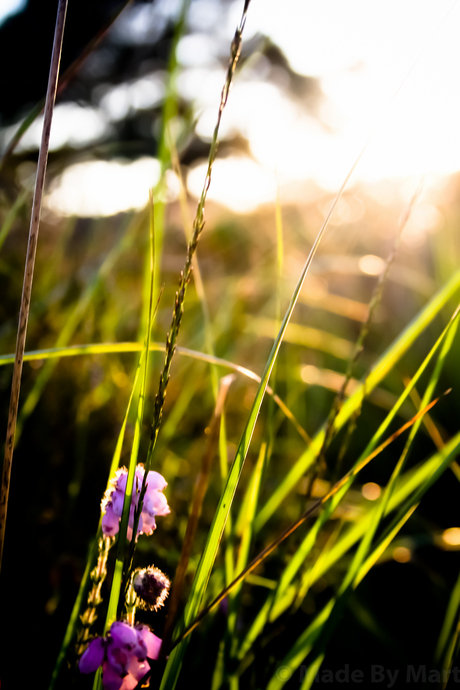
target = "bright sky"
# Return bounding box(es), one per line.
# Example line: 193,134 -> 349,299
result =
38,0 -> 460,215
241,0 -> 460,186
0,0 -> 26,27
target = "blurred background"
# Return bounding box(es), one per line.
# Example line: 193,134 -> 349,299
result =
1,0 -> 460,688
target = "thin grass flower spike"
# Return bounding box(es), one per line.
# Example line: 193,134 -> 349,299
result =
76,536 -> 113,656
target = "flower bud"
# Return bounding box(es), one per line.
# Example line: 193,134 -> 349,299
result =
132,566 -> 170,611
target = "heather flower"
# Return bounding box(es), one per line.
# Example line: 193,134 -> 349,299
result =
132,566 -> 170,611
101,465 -> 170,541
79,621 -> 162,690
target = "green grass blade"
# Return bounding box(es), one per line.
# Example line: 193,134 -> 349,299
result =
0,341 -> 310,444
50,338 -> 144,688
269,402 -> 457,630
267,304 -> 459,622
160,89 -> 354,685
236,590 -> 275,661
103,201 -> 156,634
267,432 -> 460,690
255,269 -> 460,531
227,442 -> 266,649
434,567 -> 460,681
296,507 -> 417,690
140,0 -> 189,337
174,394 -> 443,650
269,484 -> 347,622
435,572 -> 460,667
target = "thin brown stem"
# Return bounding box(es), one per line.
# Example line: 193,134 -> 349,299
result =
0,0 -> 68,573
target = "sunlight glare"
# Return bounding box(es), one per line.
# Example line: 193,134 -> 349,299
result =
98,74 -> 165,121
232,0 -> 460,189
46,158 -> 163,217
12,103 -> 110,152
187,155 -> 277,212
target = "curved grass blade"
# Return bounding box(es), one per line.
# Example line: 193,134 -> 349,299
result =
0,341 -> 311,446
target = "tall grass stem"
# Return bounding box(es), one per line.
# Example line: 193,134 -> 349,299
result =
0,0 -> 68,573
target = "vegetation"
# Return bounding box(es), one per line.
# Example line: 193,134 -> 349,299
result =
1,1 -> 460,689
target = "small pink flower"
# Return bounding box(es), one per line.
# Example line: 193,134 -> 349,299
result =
79,621 -> 162,690
101,465 -> 170,540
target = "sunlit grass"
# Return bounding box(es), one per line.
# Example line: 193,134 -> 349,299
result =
1,2 -> 460,690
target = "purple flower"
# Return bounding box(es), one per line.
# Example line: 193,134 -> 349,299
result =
79,621 -> 162,690
101,465 -> 170,541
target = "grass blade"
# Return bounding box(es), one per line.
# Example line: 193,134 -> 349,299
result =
161,374 -> 235,655
103,198 -> 157,634
268,305 -> 458,623
255,270 -> 460,531
267,431 -> 460,690
171,394 -> 443,651
0,340 -> 310,445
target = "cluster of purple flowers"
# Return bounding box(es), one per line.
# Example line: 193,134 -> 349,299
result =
101,465 -> 170,541
79,621 -> 161,690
